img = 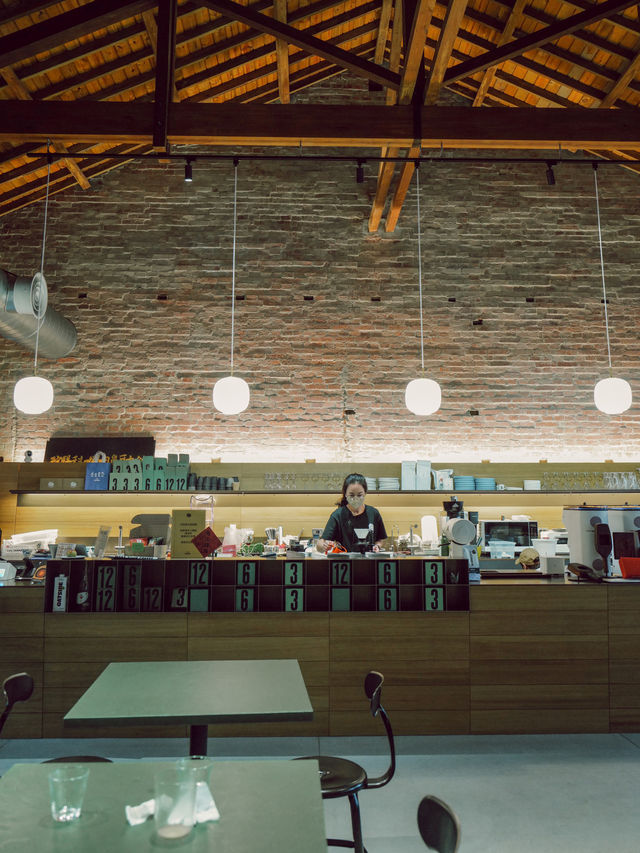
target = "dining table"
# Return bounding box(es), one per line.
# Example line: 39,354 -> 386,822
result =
64,658 -> 314,755
0,758 -> 327,852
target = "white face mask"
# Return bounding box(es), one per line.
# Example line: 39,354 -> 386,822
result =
347,495 -> 365,509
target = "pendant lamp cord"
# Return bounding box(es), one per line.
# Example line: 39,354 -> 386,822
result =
230,159 -> 238,376
33,139 -> 52,376
416,165 -> 425,374
593,165 -> 612,377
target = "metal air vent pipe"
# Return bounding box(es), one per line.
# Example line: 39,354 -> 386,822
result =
0,268 -> 77,358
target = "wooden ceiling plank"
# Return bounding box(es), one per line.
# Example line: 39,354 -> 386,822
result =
178,3 -> 382,97
0,1 -> 61,29
374,0 -> 394,65
473,0 -> 528,107
153,0 -> 178,149
0,0 -> 156,68
4,101 -> 640,149
444,0 -> 640,85
197,0 -> 400,89
398,0 -> 438,104
425,0 -> 470,104
0,65 -> 90,190
599,46 -> 640,107
557,0 -> 640,39
186,27 -> 380,102
274,0 -> 291,103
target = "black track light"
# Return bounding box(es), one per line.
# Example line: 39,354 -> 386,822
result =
356,161 -> 364,184
184,160 -> 193,182
545,162 -> 556,186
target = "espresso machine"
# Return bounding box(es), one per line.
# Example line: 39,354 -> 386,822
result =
562,504 -> 640,577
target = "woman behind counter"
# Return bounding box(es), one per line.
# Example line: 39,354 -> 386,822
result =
317,473 -> 387,553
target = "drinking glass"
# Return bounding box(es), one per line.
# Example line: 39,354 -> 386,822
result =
48,765 -> 89,823
154,766 -> 197,840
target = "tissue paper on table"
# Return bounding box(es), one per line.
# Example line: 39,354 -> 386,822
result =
125,783 -> 220,826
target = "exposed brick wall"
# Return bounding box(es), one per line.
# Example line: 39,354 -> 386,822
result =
1,78 -> 640,463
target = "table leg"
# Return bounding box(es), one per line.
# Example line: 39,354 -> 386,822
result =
189,724 -> 209,756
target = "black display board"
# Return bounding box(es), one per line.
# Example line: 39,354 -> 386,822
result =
44,557 -> 470,614
44,436 -> 155,462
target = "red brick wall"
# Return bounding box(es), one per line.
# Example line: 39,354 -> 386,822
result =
1,86 -> 639,463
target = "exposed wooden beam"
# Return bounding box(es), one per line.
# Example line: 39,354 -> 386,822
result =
472,0 -> 527,107
385,142 -> 420,231
4,102 -> 640,150
374,0 -> 394,65
153,0 -> 178,148
425,0 -> 469,105
444,0 -> 639,85
0,0 -> 156,68
398,0 -> 437,104
274,0 -> 291,104
0,66 -> 90,190
198,0 -> 401,89
369,0 -> 404,233
599,47 -> 640,108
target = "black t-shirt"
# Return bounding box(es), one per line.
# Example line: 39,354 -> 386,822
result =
321,505 -> 387,551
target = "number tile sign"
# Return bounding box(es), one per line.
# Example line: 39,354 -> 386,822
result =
44,558 -> 470,614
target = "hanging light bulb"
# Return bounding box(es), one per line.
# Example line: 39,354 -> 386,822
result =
591,165 -> 632,414
405,165 -> 441,415
13,147 -> 54,415
213,160 -> 250,415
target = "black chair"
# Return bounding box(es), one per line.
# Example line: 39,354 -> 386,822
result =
417,795 -> 461,853
0,672 -> 34,736
0,672 -> 110,763
297,670 -> 395,853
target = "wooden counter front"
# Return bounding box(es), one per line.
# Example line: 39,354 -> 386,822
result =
2,579 -> 639,738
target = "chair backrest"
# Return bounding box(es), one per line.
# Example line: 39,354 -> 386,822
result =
0,672 -> 34,735
417,794 -> 461,853
363,670 -> 396,789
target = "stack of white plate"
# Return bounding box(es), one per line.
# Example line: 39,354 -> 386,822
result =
378,477 -> 400,490
365,477 -> 377,491
474,477 -> 497,491
453,475 -> 476,490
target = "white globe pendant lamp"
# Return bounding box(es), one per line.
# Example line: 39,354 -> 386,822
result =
14,375 -> 54,415
213,375 -> 250,415
592,165 -> 631,414
593,376 -> 632,415
213,160 -> 250,415
405,377 -> 442,416
405,165 -> 441,415
13,147 -> 54,416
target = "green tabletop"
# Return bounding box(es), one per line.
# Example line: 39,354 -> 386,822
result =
0,759 -> 326,852
64,659 -> 314,727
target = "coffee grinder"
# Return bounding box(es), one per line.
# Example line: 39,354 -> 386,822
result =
441,497 -> 479,567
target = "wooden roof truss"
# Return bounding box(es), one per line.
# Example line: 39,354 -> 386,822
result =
0,0 -> 639,228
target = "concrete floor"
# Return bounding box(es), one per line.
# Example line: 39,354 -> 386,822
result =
1,732 -> 639,851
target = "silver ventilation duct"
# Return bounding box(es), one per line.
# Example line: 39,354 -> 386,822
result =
0,268 -> 77,358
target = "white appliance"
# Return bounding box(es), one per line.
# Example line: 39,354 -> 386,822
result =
562,506 -> 611,574
479,519 -> 539,555
441,516 -> 477,561
607,506 -> 640,575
